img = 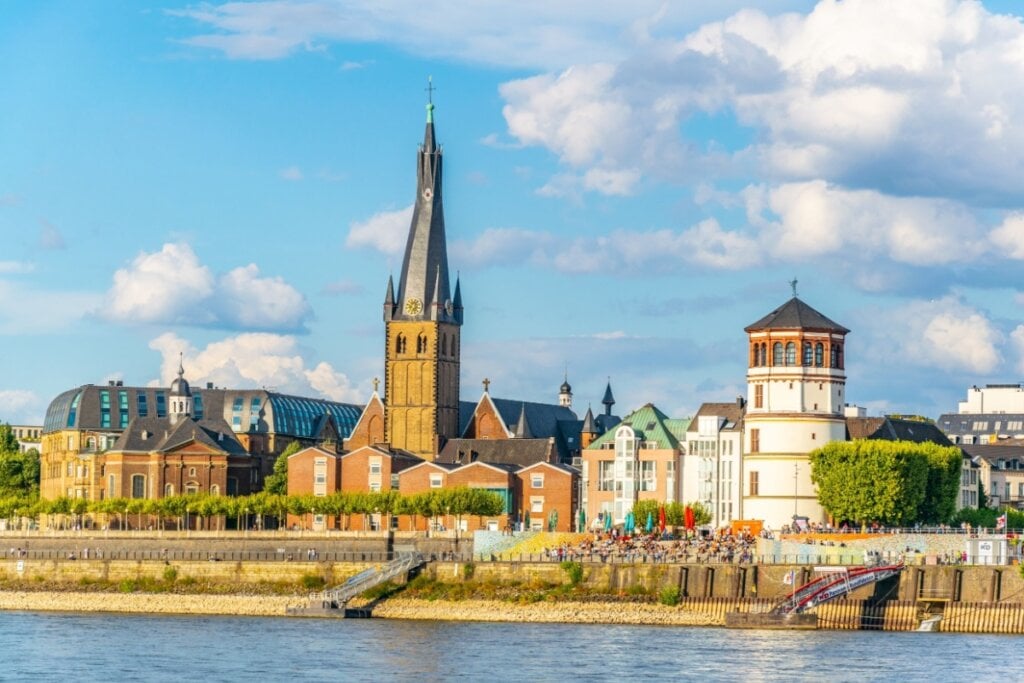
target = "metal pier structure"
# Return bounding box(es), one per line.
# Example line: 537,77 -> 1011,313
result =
727,563 -> 905,629
286,552 -> 425,618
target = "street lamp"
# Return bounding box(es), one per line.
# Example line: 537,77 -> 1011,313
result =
793,463 -> 799,520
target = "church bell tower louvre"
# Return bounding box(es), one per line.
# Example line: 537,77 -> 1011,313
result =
383,88 -> 462,460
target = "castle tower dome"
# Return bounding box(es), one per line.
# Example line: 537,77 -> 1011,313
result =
169,353 -> 193,425
559,370 -> 572,408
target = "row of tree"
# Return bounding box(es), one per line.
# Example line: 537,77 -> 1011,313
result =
0,424 -> 39,499
810,440 -> 963,527
629,499 -> 712,529
0,487 -> 506,532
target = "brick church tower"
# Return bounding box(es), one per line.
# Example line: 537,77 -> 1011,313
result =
382,93 -> 463,459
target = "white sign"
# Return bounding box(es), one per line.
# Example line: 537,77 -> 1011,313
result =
15,560 -> 24,574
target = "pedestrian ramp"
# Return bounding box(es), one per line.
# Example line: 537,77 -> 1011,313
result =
770,563 -> 905,615
286,552 -> 424,617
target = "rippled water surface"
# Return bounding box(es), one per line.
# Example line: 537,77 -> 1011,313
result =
2,611 -> 1022,682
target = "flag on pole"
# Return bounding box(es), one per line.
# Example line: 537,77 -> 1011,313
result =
997,513 -> 1007,529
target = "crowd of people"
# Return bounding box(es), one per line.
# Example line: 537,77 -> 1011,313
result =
543,528 -> 759,564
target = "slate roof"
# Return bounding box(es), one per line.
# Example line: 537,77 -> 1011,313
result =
686,402 -> 745,433
112,416 -> 248,456
437,438 -> 556,468
458,397 -> 581,463
587,403 -> 685,451
744,297 -> 849,334
845,417 -> 952,446
960,444 -> 1024,465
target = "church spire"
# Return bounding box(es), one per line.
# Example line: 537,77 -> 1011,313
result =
393,81 -> 456,324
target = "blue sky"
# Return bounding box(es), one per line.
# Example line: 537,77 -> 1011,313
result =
4,0 -> 1024,426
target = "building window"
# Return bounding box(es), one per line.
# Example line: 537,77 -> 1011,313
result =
430,473 -> 443,488
598,461 -> 614,491
193,393 -> 204,420
391,474 -> 400,490
531,497 -> 544,514
108,474 -> 116,497
639,461 -> 656,492
749,471 -> 759,496
396,334 -> 407,354
165,484 -> 174,496
785,342 -> 796,365
67,461 -> 73,476
750,429 -> 760,454
803,342 -> 812,366
369,459 -> 382,475
754,384 -> 763,409
417,334 -> 427,354
370,482 -> 381,492
772,342 -> 783,366
131,474 -> 145,499
155,392 -> 166,418
531,474 -> 544,488
137,393 -> 148,417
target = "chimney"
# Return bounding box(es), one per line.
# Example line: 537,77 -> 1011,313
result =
108,380 -> 116,386
207,382 -> 214,389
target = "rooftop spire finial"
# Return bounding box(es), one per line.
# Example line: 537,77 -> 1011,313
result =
177,351 -> 184,378
790,277 -> 799,298
425,76 -> 435,123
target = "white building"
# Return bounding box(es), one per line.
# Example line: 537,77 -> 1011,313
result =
682,402 -> 744,528
741,296 -> 850,529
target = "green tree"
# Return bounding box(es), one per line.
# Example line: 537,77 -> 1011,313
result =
263,440 -> 304,495
809,439 -> 960,526
0,424 -> 39,498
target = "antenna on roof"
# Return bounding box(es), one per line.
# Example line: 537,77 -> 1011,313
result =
790,277 -> 799,298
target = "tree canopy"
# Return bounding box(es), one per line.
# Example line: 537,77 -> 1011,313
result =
809,439 -> 962,526
0,424 -> 39,499
263,440 -> 304,495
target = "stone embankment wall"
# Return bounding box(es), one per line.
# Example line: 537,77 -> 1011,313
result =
0,591 -> 294,616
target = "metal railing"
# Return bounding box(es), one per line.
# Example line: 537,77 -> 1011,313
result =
307,552 -> 425,609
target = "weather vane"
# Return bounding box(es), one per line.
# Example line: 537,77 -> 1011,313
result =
790,278 -> 798,298
425,76 -> 435,104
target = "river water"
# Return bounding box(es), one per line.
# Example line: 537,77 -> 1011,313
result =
2,611 -> 1021,682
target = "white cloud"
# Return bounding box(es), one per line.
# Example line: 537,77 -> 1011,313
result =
0,390 -> 41,425
279,165 -> 304,181
450,228 -> 553,268
171,1 -> 778,69
870,296 -> 1003,374
990,214 -> 1024,260
1012,326 -> 1024,373
101,242 -> 311,331
345,205 -> 412,256
0,261 -> 34,275
496,0 -> 1024,203
150,331 -> 363,403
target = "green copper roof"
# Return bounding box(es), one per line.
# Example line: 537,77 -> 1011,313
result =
426,101 -> 434,124
585,403 -> 686,451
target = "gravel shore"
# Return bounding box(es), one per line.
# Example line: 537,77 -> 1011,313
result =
0,591 -> 719,625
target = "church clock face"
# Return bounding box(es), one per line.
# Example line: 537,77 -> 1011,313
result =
423,188 -> 432,200
405,298 -> 423,315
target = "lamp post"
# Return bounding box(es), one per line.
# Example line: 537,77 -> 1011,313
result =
793,463 -> 799,520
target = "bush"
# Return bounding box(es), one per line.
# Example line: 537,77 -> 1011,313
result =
300,574 -> 326,590
361,580 -> 399,601
659,586 -> 681,607
118,579 -> 138,593
560,561 -> 584,586
162,566 -> 179,583
462,563 -> 475,580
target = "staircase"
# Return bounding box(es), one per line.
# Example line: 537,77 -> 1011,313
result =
286,552 -> 424,617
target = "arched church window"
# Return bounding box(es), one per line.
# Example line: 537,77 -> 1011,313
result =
830,343 -> 840,368
802,342 -> 812,366
772,342 -> 783,366
396,334 -> 407,355
836,343 -> 843,369
759,343 -> 767,366
751,345 -> 758,366
417,334 -> 427,354
785,342 -> 796,366
815,343 -> 824,367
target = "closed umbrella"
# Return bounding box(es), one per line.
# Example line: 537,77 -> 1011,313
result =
658,506 -> 667,533
684,506 -> 695,531
577,508 -> 586,532
645,511 -> 654,533
604,511 -> 612,532
524,510 -> 531,530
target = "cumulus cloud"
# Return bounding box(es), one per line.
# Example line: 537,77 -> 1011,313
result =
101,242 -> 311,331
867,296 -> 1003,375
498,0 -> 1024,203
345,205 -> 413,256
450,228 -> 553,268
150,332 -> 362,403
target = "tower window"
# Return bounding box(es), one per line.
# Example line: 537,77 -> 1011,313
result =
785,342 -> 796,366
417,334 -> 427,354
750,429 -> 760,453
815,343 -> 824,367
754,384 -> 763,409
772,342 -> 783,366
396,334 -> 407,354
802,342 -> 812,366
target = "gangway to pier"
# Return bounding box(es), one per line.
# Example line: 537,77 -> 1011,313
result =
286,552 -> 424,615
770,563 -> 905,615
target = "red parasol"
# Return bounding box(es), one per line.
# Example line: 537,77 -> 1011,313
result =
658,505 -> 667,533
684,505 -> 695,531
